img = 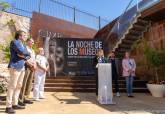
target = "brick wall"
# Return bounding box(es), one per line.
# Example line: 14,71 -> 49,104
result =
132,19 -> 165,80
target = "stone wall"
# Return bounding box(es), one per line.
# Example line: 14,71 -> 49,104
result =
0,12 -> 30,63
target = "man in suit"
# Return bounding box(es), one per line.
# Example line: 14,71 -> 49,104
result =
6,30 -> 30,114
108,51 -> 120,97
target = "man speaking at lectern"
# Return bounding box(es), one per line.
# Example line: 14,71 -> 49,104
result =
108,51 -> 120,97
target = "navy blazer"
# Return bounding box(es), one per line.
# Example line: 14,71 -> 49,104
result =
8,39 -> 30,70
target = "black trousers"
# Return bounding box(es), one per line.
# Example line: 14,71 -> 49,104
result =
112,72 -> 119,93
94,68 -> 98,96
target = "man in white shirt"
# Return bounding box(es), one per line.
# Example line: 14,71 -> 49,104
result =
33,48 -> 49,101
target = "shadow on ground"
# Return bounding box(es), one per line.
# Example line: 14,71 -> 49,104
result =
52,92 -> 165,114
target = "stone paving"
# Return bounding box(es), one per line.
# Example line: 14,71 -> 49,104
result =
0,92 -> 165,114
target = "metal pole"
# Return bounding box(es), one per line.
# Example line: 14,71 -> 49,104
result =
117,21 -> 120,34
137,0 -> 139,12
38,0 -> 42,13
73,7 -> 76,23
99,16 -> 101,29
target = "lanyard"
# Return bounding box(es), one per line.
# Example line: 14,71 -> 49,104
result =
128,59 -> 133,69
97,56 -> 104,63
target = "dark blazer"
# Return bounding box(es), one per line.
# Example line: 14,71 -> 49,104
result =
93,56 -> 98,68
108,57 -> 120,76
8,39 -> 30,70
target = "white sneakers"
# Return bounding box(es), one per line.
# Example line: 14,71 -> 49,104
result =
39,97 -> 45,99
34,96 -> 46,101
34,98 -> 40,101
116,92 -> 121,97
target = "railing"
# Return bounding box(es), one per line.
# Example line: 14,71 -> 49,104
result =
106,0 -> 161,42
5,0 -> 109,30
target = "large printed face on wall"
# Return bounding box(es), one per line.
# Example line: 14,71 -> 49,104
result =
38,29 -> 67,76
49,38 -> 65,76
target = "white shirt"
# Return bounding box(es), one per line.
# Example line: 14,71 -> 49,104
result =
26,46 -> 35,60
35,54 -> 48,74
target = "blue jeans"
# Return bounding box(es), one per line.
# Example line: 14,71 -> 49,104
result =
125,76 -> 134,95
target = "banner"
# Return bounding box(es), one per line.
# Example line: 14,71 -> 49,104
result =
48,38 -> 103,76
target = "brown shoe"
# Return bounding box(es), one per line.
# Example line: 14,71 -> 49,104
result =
24,99 -> 33,104
18,101 -> 26,106
12,105 -> 25,110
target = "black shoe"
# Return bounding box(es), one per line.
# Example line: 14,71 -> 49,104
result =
128,95 -> 134,98
23,99 -> 33,104
5,107 -> 15,114
12,105 -> 25,110
18,101 -> 26,106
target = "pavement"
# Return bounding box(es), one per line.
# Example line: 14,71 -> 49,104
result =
0,92 -> 165,114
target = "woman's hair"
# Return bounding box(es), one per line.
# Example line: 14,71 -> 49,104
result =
14,30 -> 25,40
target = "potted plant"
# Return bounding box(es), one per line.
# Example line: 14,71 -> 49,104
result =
144,41 -> 165,97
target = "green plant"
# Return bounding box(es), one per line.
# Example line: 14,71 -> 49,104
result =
143,40 -> 165,84
0,1 -> 10,22
0,43 -> 10,62
131,38 -> 142,51
0,78 -> 7,94
0,1 -> 10,11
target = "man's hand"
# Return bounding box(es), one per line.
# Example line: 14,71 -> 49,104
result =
18,54 -> 26,59
36,62 -> 47,72
128,69 -> 131,73
26,58 -> 36,70
129,69 -> 135,74
45,66 -> 49,72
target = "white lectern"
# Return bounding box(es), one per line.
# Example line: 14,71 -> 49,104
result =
98,63 -> 114,104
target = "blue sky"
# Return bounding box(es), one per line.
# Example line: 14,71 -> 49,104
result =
5,0 -> 138,29
56,0 -> 137,21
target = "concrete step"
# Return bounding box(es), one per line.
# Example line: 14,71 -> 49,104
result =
137,18 -> 149,25
47,76 -> 96,80
118,44 -> 131,50
46,77 -> 140,80
133,24 -> 146,31
45,83 -> 147,88
122,39 -> 134,45
115,48 -> 130,53
125,34 -> 139,41
45,79 -> 96,83
129,29 -> 142,36
44,87 -> 149,93
44,76 -> 147,93
45,80 -> 147,85
45,79 -> 146,83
